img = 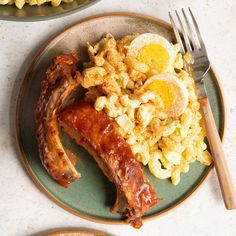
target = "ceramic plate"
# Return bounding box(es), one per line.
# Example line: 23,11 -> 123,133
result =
0,0 -> 100,21
16,13 -> 226,224
44,229 -> 112,236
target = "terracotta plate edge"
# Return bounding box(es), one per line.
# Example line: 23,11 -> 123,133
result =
44,228 -> 112,236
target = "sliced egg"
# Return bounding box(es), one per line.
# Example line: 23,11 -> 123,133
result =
144,73 -> 188,117
128,33 -> 175,73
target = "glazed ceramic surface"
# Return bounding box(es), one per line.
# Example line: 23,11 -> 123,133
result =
0,0 -> 100,21
45,228 -> 112,236
16,13 -> 225,224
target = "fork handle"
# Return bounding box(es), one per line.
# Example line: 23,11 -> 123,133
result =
199,97 -> 236,209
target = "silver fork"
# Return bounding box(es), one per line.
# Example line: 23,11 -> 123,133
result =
169,8 -> 236,209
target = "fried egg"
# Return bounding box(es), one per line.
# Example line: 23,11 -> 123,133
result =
128,33 -> 175,73
144,73 -> 188,117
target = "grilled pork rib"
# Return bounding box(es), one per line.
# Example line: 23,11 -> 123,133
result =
59,101 -> 159,228
35,54 -> 82,187
35,54 -> 159,227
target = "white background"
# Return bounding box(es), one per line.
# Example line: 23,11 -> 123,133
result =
1,0 -> 236,235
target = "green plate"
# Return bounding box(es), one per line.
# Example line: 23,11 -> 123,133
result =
0,0 -> 100,21
16,13 -> 226,224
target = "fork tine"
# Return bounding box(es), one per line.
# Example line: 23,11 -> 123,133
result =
168,12 -> 185,53
181,8 -> 200,50
175,10 -> 192,52
188,7 -> 206,50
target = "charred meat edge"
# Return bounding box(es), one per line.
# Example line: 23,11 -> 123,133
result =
35,54 -> 82,187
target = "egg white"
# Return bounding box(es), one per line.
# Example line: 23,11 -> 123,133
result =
127,33 -> 176,72
144,73 -> 189,117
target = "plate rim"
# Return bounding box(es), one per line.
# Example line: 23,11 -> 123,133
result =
15,12 -> 227,225
44,228 -> 112,236
0,0 -> 101,22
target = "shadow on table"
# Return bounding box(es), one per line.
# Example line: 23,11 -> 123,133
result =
208,168 -> 223,202
9,39 -> 43,178
8,21 -> 76,187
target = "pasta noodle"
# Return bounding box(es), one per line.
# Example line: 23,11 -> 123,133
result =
0,0 -> 73,9
81,33 -> 213,185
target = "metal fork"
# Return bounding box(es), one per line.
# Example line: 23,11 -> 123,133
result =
169,8 -> 236,209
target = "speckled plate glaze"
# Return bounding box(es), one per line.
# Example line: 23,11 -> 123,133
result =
16,13 -> 226,224
0,0 -> 100,21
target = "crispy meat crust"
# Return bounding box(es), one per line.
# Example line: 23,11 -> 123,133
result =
35,54 -> 82,187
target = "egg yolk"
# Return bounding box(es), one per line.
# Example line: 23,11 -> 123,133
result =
147,80 -> 176,110
137,43 -> 170,73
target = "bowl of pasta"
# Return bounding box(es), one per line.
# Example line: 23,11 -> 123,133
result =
16,13 -> 225,227
0,0 -> 100,21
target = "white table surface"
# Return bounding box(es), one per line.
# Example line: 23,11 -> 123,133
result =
1,0 -> 236,235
